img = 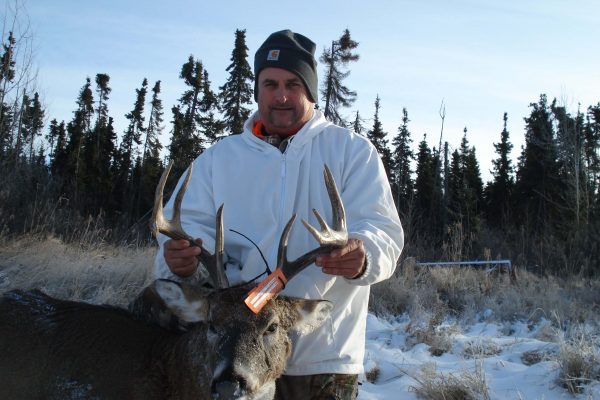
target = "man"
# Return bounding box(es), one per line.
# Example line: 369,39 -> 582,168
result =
154,29 -> 403,399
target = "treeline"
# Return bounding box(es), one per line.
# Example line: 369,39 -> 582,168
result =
0,22 -> 599,276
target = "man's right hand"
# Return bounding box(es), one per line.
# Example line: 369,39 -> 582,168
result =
163,238 -> 202,277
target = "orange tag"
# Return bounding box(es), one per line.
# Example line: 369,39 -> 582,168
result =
244,268 -> 288,314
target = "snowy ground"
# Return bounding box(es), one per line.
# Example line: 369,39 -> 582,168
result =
359,313 -> 599,399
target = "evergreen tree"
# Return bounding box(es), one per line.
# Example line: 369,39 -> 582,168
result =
23,92 -> 44,161
584,104 -> 600,200
485,113 -> 514,227
168,55 -> 207,177
366,95 -> 393,179
515,94 -> 560,234
63,77 -> 94,200
115,78 -> 147,216
459,129 -> 484,234
0,101 -> 13,158
351,110 -> 365,136
0,31 -> 16,84
13,92 -> 30,161
81,74 -> 115,213
0,31 -> 16,156
446,148 -> 463,221
199,69 -> 225,144
391,107 -> 414,213
137,80 -> 165,220
320,29 -> 359,126
552,102 -> 588,229
48,119 -> 67,176
414,134 -> 435,225
219,29 -> 254,135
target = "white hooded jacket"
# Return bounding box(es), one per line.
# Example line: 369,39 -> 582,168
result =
154,109 -> 404,375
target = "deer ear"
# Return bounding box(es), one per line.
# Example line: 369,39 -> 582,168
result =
291,300 -> 333,335
129,280 -> 182,331
153,279 -> 210,324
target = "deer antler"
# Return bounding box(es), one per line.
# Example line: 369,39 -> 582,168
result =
245,165 -> 347,313
151,161 -> 229,289
277,164 -> 348,277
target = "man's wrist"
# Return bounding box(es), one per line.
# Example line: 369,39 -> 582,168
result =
350,259 -> 367,279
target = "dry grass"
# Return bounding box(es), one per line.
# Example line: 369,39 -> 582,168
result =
405,306 -> 459,356
556,327 -> 600,394
370,258 -> 600,330
0,234 -> 154,307
365,366 -> 381,384
521,348 -> 556,366
408,362 -> 490,400
462,338 -> 502,359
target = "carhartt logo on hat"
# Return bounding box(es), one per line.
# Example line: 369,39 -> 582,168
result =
267,49 -> 280,61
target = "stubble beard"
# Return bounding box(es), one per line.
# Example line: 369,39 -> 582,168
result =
267,106 -> 299,132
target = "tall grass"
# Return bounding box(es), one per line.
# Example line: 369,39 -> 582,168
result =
0,234 -> 154,307
408,362 -> 490,400
370,258 -> 600,329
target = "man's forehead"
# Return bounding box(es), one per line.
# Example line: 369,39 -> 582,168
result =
258,67 -> 301,82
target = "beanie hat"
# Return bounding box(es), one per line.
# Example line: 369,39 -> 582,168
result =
254,30 -> 318,103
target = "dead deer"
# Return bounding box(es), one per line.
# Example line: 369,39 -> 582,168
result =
0,163 -> 348,400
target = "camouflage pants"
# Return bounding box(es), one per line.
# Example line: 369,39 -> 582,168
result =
274,374 -> 358,400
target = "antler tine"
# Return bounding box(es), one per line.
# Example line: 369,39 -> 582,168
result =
151,161 -> 192,241
210,204 -> 228,289
300,165 -> 348,248
151,161 -> 229,289
276,214 -> 297,270
277,164 -> 348,278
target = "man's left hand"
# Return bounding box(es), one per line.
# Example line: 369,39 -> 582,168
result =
315,238 -> 366,279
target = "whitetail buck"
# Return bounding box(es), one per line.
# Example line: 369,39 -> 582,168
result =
0,163 -> 348,400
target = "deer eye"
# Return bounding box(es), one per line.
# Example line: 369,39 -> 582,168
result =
265,323 -> 278,335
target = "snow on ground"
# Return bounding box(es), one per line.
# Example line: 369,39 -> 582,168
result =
359,313 -> 599,399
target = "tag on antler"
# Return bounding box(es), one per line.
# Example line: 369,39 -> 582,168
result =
244,268 -> 288,314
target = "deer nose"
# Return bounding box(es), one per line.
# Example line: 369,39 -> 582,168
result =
212,380 -> 238,398
211,372 -> 248,398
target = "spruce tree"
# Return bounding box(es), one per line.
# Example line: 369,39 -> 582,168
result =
459,129 -> 484,235
13,92 -> 31,162
79,74 -> 115,214
351,110 -> 365,136
0,101 -> 13,158
485,113 -> 514,227
552,102 -> 588,230
446,149 -> 463,224
23,92 -> 44,162
584,104 -> 600,199
116,78 -> 147,216
320,29 -> 359,126
199,69 -> 225,144
169,55 -> 207,177
366,95 -> 393,179
49,119 -> 67,176
63,77 -> 94,200
515,94 -> 560,234
219,29 -> 254,135
0,31 -> 17,157
414,134 -> 435,224
137,80 -> 165,220
391,107 -> 414,213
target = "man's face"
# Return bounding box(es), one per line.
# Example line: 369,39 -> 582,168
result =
257,67 -> 314,136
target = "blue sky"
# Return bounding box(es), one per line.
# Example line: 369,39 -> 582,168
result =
17,0 -> 600,180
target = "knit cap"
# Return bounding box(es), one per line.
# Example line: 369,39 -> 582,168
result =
254,30 -> 318,103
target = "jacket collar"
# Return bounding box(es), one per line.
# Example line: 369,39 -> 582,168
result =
241,109 -> 331,153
